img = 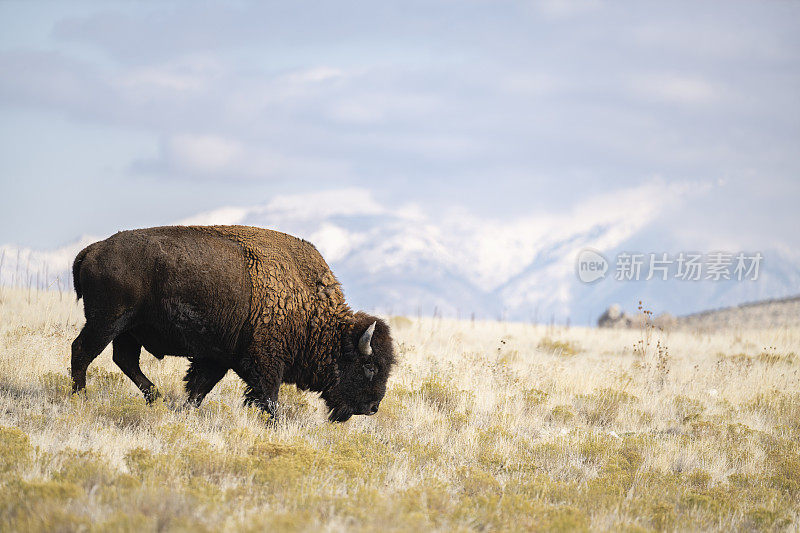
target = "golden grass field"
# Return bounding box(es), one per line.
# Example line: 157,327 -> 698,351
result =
1,288 -> 799,532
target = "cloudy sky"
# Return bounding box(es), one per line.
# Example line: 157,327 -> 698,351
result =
1,0 -> 798,251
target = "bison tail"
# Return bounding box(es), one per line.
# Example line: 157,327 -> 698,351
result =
72,244 -> 94,300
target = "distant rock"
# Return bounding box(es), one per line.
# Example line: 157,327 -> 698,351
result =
597,304 -> 626,328
597,305 -> 675,330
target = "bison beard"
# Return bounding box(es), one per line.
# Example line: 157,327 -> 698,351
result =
69,225 -> 395,422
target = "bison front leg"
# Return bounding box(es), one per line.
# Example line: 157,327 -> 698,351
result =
234,357 -> 283,421
184,358 -> 229,407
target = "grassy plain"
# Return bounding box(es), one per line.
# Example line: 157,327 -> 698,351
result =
0,288 -> 799,531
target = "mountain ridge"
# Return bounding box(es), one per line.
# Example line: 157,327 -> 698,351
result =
2,186 -> 797,324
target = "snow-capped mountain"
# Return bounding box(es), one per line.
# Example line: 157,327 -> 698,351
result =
2,185 -> 798,324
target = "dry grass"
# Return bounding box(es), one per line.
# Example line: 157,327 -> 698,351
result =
1,288 -> 799,532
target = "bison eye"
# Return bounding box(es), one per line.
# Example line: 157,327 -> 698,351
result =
363,364 -> 376,381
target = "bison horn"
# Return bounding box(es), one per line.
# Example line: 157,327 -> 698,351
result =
358,321 -> 376,356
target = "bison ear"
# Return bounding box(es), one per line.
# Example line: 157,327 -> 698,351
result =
358,321 -> 376,356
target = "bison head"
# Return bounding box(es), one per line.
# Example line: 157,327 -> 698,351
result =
324,313 -> 395,422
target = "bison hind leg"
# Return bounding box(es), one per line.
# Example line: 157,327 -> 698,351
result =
113,333 -> 160,403
71,322 -> 119,394
184,359 -> 228,407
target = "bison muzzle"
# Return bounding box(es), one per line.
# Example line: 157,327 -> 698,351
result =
70,225 -> 396,422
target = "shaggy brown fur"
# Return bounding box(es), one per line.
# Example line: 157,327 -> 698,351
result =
70,225 -> 395,421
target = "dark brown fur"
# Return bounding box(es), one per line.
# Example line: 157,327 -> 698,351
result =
70,225 -> 395,421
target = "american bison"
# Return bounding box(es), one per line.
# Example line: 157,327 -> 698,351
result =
70,225 -> 395,422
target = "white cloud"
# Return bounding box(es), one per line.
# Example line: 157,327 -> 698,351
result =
177,206 -> 250,226
264,188 -> 386,220
283,67 -> 345,84
309,223 -> 362,263
117,67 -> 203,92
501,72 -> 561,96
632,23 -> 789,63
2,0 -> 798,259
328,99 -> 385,124
327,92 -> 441,124
167,134 -> 243,174
135,133 -> 352,182
631,73 -> 718,105
533,0 -> 602,19
111,56 -> 223,104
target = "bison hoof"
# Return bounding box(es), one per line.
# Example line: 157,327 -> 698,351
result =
186,397 -> 201,408
144,387 -> 161,404
244,398 -> 279,424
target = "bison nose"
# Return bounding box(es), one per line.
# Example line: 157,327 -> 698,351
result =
368,401 -> 379,415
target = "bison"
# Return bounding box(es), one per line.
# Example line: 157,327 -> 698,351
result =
70,225 -> 395,422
